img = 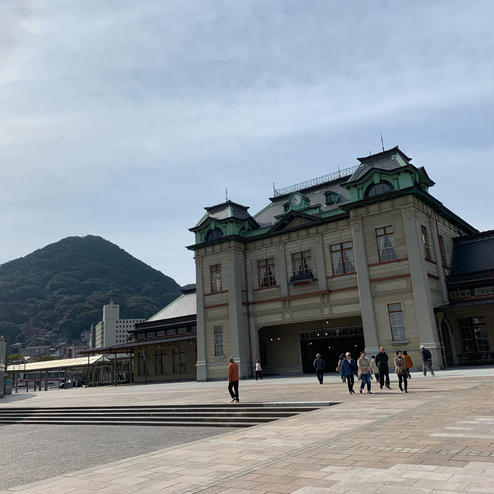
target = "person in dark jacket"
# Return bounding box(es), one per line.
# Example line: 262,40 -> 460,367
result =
420,345 -> 435,376
313,354 -> 325,384
340,352 -> 358,394
375,346 -> 391,390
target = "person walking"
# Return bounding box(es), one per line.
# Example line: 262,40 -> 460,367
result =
313,354 -> 325,384
403,350 -> 413,379
340,352 -> 358,394
420,345 -> 435,376
228,357 -> 239,403
255,360 -> 263,380
375,346 -> 391,390
394,351 -> 408,393
357,351 -> 372,394
336,353 -> 346,382
370,355 -> 380,383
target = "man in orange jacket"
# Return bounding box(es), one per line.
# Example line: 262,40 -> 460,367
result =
228,357 -> 239,403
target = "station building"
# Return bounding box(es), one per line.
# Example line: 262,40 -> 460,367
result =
187,147 -> 488,381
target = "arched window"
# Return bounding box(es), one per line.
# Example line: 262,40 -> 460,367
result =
365,180 -> 394,198
205,228 -> 223,242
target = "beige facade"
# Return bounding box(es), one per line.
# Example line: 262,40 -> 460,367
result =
189,148 -> 476,380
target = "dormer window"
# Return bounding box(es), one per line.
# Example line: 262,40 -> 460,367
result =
325,191 -> 339,205
205,228 -> 223,242
365,181 -> 394,198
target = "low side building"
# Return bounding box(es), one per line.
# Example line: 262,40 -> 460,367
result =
435,230 -> 494,366
82,287 -> 197,383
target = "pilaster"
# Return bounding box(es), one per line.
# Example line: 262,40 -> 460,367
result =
228,247 -> 249,377
278,244 -> 289,297
351,219 -> 379,355
313,234 -> 327,291
402,208 -> 442,366
194,255 -> 207,381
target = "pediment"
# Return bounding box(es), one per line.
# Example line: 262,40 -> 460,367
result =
271,212 -> 321,233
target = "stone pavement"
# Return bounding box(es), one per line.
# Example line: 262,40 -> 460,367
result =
1,371 -> 493,493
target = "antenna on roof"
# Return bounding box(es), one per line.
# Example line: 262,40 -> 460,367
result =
225,187 -> 228,201
380,133 -> 385,152
273,182 -> 276,195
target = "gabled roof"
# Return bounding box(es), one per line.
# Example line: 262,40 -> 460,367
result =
270,210 -> 323,233
145,291 -> 196,322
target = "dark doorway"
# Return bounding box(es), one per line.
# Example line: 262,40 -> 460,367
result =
440,319 -> 454,367
300,327 -> 365,374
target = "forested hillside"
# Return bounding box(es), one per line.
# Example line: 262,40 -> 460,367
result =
0,236 -> 181,344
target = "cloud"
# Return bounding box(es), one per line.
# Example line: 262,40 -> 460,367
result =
0,0 -> 492,284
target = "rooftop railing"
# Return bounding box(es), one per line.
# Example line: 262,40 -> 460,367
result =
273,165 -> 359,197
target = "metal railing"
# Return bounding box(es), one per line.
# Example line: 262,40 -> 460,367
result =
273,165 -> 359,197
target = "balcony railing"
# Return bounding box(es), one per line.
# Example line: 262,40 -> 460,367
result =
289,270 -> 316,284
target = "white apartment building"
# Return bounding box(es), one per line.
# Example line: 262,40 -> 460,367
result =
90,303 -> 145,349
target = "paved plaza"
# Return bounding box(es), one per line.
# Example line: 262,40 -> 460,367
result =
0,368 -> 493,493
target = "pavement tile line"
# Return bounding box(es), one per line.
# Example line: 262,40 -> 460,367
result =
4,378 -> 492,494
182,391 -> 463,494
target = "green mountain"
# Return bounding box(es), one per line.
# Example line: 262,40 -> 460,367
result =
0,236 -> 182,345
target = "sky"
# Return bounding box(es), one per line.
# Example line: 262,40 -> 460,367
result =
0,0 -> 492,286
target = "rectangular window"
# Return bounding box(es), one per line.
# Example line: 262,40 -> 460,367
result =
330,241 -> 356,275
474,286 -> 494,296
257,258 -> 277,288
438,234 -> 447,267
214,325 -> 224,356
376,226 -> 397,262
291,250 -> 313,279
459,316 -> 489,353
421,225 -> 432,261
210,264 -> 222,293
387,302 -> 406,341
137,351 -> 146,377
154,349 -> 165,375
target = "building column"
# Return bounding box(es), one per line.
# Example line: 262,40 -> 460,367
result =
351,219 -> 379,355
195,255 -> 208,381
402,208 -> 443,367
228,247 -> 249,377
313,235 -> 327,291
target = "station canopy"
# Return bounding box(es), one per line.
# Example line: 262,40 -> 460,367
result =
7,355 -> 109,372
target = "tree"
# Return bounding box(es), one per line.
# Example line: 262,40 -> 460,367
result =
8,353 -> 25,364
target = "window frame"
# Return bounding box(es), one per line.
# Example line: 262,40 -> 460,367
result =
375,225 -> 397,262
213,325 -> 224,357
154,349 -> 165,375
291,250 -> 313,279
438,234 -> 447,267
387,302 -> 406,341
210,264 -> 222,293
257,257 -> 277,288
329,241 -> 356,276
